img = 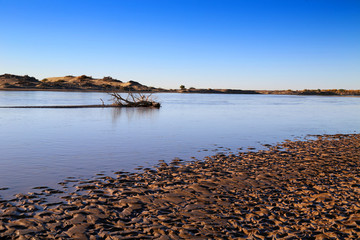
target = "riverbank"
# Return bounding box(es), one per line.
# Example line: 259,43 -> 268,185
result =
2,74 -> 360,96
2,87 -> 360,96
0,134 -> 359,239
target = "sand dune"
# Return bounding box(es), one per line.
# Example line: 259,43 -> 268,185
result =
0,74 -> 155,92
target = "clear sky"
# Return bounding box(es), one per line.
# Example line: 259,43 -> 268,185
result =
0,0 -> 359,90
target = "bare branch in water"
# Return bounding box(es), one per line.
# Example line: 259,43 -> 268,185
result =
108,92 -> 161,108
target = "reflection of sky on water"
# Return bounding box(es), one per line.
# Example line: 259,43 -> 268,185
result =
0,92 -> 360,199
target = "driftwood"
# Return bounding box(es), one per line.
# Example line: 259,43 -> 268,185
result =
109,92 -> 161,108
0,92 -> 161,109
0,105 -> 115,108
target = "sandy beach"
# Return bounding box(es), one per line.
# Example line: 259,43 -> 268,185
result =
0,134 -> 359,239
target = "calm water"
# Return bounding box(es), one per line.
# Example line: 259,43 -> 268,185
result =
0,91 -> 360,198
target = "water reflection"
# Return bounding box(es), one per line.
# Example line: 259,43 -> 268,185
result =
0,92 -> 360,199
111,107 -> 160,123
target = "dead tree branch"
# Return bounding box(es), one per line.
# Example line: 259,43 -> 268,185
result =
109,92 -> 161,108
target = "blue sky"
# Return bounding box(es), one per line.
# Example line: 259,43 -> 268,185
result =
0,0 -> 359,89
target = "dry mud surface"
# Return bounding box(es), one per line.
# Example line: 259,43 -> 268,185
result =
1,134 -> 359,239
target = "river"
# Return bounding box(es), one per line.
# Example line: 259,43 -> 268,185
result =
0,91 -> 359,198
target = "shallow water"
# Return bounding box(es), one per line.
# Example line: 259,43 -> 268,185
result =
0,91 -> 359,198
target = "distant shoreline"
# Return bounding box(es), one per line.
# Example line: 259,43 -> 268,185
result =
1,87 -> 360,97
1,74 -> 359,96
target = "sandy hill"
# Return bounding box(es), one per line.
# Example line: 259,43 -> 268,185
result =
0,74 -> 40,88
41,75 -> 153,91
0,74 -> 156,91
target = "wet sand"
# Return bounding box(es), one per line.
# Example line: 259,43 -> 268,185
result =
1,134 -> 359,239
